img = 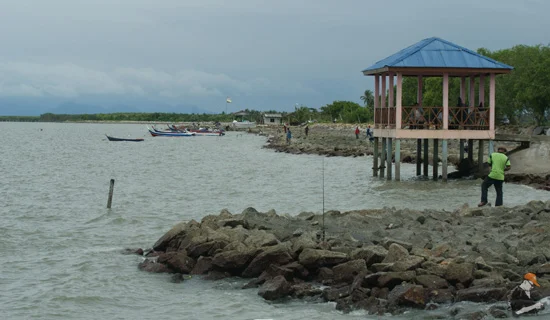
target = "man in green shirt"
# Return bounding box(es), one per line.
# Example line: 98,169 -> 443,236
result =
478,147 -> 511,207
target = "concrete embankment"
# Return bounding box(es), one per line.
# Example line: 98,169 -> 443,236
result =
132,201 -> 550,318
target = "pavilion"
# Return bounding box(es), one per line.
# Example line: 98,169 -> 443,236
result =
362,37 -> 513,181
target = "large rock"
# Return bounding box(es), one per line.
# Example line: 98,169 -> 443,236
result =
378,271 -> 416,289
257,275 -> 292,300
332,259 -> 367,284
191,256 -> 213,275
445,262 -> 474,285
392,256 -> 425,272
243,230 -> 279,248
211,250 -> 254,273
455,287 -> 508,303
153,220 -> 197,252
415,274 -> 449,289
387,284 -> 426,309
383,243 -> 409,263
138,259 -> 172,273
298,248 -> 348,268
350,245 -> 388,266
241,245 -> 294,278
157,252 -> 196,274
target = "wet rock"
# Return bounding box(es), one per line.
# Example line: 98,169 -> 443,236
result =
190,256 -> 213,275
211,250 -> 254,273
291,283 -> 323,298
257,275 -> 292,301
138,259 -> 172,273
383,243 -> 409,263
323,284 -> 350,301
122,248 -> 144,255
204,270 -> 231,280
415,274 -> 449,289
241,244 -> 293,278
426,288 -> 455,304
350,245 -> 388,266
316,267 -> 334,284
332,259 -> 367,284
153,220 -> 194,251
455,287 -> 507,303
445,262 -> 474,285
298,248 -> 348,268
377,271 -> 416,289
157,252 -> 196,274
387,284 -> 426,309
218,218 -> 248,228
392,256 -> 425,272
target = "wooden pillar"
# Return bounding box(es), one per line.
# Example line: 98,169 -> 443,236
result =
389,74 -> 394,107
489,74 -> 496,132
468,139 -> 474,162
417,76 -> 423,105
380,138 -> 386,178
395,139 -> 401,181
488,140 -> 494,155
396,73 -> 402,129
442,140 -> 448,182
460,77 -> 466,101
416,139 -> 422,176
479,75 -> 485,107
469,77 -> 475,112
381,75 -> 387,127
387,138 -> 392,180
443,73 -> 449,129
478,140 -> 485,172
373,138 -> 379,177
459,139 -> 465,160
423,138 -> 429,177
433,139 -> 439,181
374,75 -> 379,128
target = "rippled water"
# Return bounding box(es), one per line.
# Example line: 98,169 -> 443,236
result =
1,122 -> 549,320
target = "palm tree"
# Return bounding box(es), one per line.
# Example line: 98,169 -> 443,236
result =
360,89 -> 374,108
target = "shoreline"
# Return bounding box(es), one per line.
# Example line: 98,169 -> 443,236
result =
134,201 -> 550,318
256,123 -> 550,191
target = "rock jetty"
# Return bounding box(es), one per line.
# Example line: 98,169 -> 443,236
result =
135,201 -> 550,318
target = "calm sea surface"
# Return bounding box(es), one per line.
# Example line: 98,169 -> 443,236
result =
1,122 -> 549,320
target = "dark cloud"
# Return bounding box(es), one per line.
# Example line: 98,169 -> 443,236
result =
0,0 -> 549,114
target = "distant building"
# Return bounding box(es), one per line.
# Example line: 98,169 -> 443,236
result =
263,113 -> 282,125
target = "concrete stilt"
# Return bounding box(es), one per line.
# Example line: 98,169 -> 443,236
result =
478,139 -> 485,172
373,138 -> 379,177
442,140 -> 448,182
423,138 -> 429,177
488,140 -> 494,155
416,139 -> 422,176
468,139 -> 474,162
387,138 -> 392,180
380,138 -> 386,178
395,140 -> 401,181
433,139 -> 439,181
459,139 -> 465,161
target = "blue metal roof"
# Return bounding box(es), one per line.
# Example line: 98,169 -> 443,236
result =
362,37 -> 513,73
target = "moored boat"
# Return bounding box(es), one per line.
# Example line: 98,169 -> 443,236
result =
105,134 -> 144,142
147,127 -> 195,137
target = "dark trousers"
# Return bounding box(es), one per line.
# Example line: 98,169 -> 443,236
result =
481,177 -> 504,206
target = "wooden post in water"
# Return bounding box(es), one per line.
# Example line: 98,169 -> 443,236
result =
395,139 -> 401,181
459,139 -> 465,161
433,139 -> 439,181
442,140 -> 448,182
386,138 -> 392,180
373,138 -> 379,177
423,139 -> 429,177
380,138 -> 386,178
107,179 -> 115,209
416,139 -> 422,176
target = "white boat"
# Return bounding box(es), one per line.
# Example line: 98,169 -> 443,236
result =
232,120 -> 256,129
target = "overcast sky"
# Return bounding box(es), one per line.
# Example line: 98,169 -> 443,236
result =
1,0 -> 549,113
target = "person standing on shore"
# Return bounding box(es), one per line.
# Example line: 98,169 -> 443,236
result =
354,126 -> 360,139
508,273 -> 544,316
286,128 -> 292,145
366,125 -> 374,142
478,146 -> 511,207
304,125 -> 309,137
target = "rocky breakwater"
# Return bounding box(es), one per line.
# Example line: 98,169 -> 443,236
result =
135,201 -> 550,318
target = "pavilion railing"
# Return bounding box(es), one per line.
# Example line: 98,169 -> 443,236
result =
374,107 -> 396,129
399,106 -> 490,130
